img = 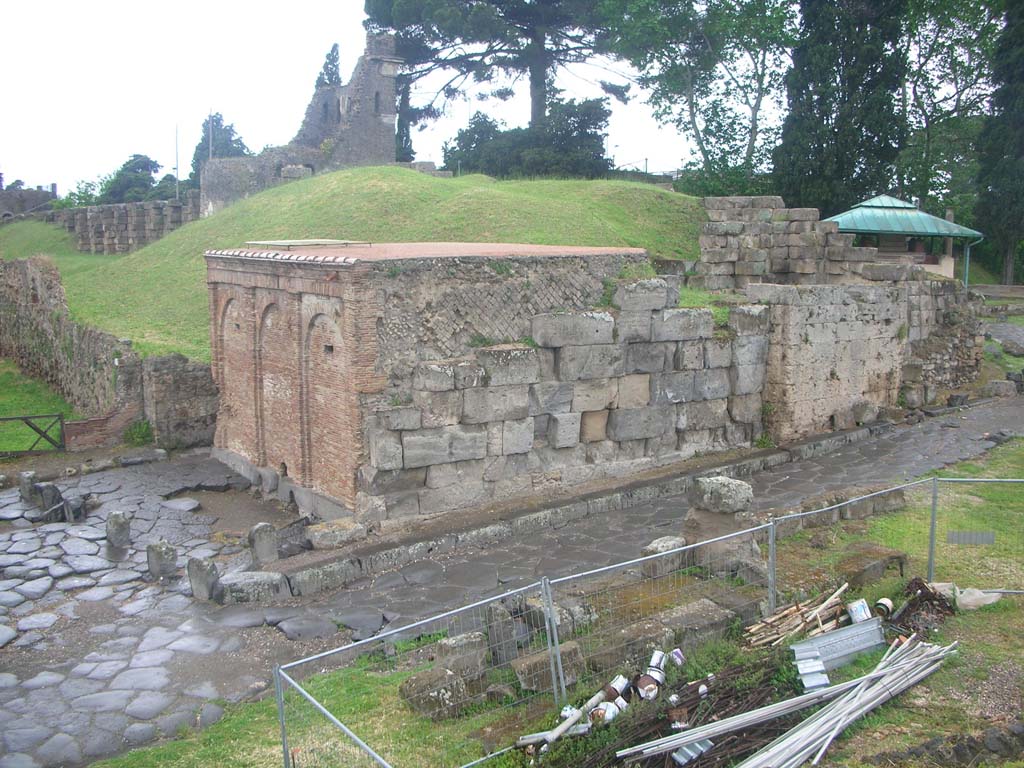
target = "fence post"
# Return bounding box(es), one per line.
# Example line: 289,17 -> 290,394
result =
767,519 -> 777,615
273,666 -> 291,768
541,578 -> 567,705
927,477 -> 939,582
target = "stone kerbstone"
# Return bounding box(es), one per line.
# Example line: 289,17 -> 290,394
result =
688,476 -> 753,514
652,308 -> 714,341
476,346 -> 541,386
641,536 -> 688,579
248,523 -> 278,565
616,311 -> 653,342
187,558 -> 222,602
368,429 -> 403,471
528,382 -> 573,415
615,374 -> 651,409
105,511 -> 131,549
402,425 -> 488,468
573,379 -> 618,412
580,410 -> 609,442
219,571 -> 289,604
399,667 -> 468,720
607,407 -> 674,441
502,418 -> 534,455
547,412 -> 582,448
413,362 -> 455,392
556,344 -> 625,381
531,311 -> 614,348
146,540 -> 177,579
462,386 -> 529,424
613,279 -> 669,311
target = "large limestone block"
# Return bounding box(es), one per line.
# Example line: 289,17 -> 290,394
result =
688,476 -> 753,514
476,346 -> 541,386
368,429 -> 403,470
548,412 -> 582,448
641,536 -> 689,579
616,311 -> 653,343
399,668 -> 469,720
693,368 -> 731,400
615,374 -> 651,409
308,519 -> 368,549
733,335 -> 768,366
414,390 -> 462,427
982,380 -> 1016,398
651,371 -> 696,405
728,393 -> 763,424
626,342 -> 675,373
413,362 -> 455,392
402,425 -> 488,468
528,382 -> 573,415
377,407 -> 421,432
704,338 -> 732,368
462,386 -> 529,424
556,344 -> 625,380
511,641 -> 584,692
573,379 -> 618,412
613,279 -> 670,311
219,571 -> 290,604
580,410 -> 609,442
607,406 -> 674,441
502,418 -> 534,455
730,364 -> 766,396
677,399 -> 729,431
532,311 -> 614,348
652,309 -> 714,341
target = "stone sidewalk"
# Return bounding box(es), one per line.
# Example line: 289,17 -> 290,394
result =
1,397 -> 1022,768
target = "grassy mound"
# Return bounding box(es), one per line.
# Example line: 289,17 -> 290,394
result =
0,167 -> 704,360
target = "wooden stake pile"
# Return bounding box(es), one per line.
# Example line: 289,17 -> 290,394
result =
744,584 -> 850,648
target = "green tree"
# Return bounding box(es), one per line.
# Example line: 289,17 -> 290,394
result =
603,0 -> 795,190
976,0 -> 1024,285
896,0 -> 1002,210
97,155 -> 161,204
51,179 -> 102,209
188,112 -> 251,186
772,0 -> 908,216
365,0 -> 612,129
442,97 -> 612,178
315,43 -> 342,88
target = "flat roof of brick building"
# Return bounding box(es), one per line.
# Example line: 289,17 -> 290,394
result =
206,241 -> 647,265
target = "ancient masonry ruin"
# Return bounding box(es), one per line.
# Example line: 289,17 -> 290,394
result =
206,213 -> 983,523
200,34 -> 404,216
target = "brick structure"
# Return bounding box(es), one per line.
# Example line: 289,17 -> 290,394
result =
206,242 -> 773,521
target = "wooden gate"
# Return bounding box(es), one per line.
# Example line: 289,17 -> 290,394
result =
0,414 -> 66,455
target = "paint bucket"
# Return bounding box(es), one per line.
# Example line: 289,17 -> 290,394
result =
846,598 -> 871,623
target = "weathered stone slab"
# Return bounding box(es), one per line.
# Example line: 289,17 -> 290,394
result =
413,362 -> 455,392
105,511 -> 131,549
248,522 -> 278,565
219,572 -> 289,604
308,519 -> 367,549
377,407 -> 421,432
626,342 -> 675,373
677,399 -> 730,431
616,374 -> 650,408
399,668 -> 468,720
476,346 -> 541,386
187,558 -> 222,602
573,379 -> 618,412
547,413 -> 582,448
368,429 -> 404,470
641,536 -> 689,579
651,372 -> 695,404
528,382 -> 573,415
688,476 -> 753,514
402,425 -> 488,468
502,418 -> 534,455
652,308 -> 714,341
561,344 -> 630,385
532,312 -> 614,348
511,641 -> 584,692
146,541 -> 177,579
616,311 -> 653,342
607,407 -> 674,441
580,410 -> 609,442
614,279 -> 669,311
462,386 -> 529,424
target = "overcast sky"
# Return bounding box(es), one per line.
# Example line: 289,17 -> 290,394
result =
1,1 -> 693,195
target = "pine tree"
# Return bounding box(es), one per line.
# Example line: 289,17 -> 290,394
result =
975,0 -> 1024,285
772,0 -> 907,216
315,44 -> 342,88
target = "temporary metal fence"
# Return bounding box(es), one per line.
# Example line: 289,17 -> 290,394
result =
275,476 -> 1022,768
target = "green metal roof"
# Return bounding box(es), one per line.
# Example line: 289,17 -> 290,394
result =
824,195 -> 983,239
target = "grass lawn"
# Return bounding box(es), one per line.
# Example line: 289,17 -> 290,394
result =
0,358 -> 81,453
91,440 -> 1023,768
956,257 -> 1000,286
0,167 -> 705,361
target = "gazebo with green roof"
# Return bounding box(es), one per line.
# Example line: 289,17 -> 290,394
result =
824,195 -> 984,283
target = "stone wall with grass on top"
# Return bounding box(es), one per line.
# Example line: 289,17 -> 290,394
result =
0,257 -> 217,449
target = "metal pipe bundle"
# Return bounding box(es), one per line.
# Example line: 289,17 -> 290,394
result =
616,635 -> 956,764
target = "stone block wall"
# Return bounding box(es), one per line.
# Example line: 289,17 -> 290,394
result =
0,258 -> 217,449
360,295 -> 769,522
698,196 -> 878,288
750,283 -> 907,442
29,192 -> 203,254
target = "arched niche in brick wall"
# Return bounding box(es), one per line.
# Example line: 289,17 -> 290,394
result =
256,302 -> 301,476
216,297 -> 246,451
303,308 -> 349,501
